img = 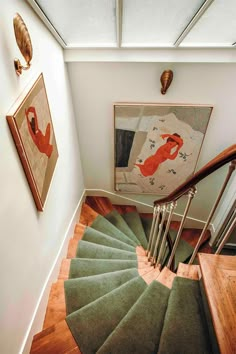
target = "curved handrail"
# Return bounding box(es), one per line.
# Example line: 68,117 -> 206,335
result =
154,144 -> 236,206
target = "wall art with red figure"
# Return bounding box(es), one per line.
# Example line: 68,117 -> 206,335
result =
114,104 -> 213,195
7,74 -> 58,211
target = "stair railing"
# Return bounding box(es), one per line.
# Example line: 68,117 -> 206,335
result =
149,144 -> 236,270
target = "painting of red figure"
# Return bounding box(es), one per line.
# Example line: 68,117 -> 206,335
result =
114,104 -> 213,194
6,74 -> 58,210
135,133 -> 183,177
26,106 -> 53,158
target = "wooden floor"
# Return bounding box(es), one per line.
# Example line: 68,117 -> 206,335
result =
198,253 -> 236,354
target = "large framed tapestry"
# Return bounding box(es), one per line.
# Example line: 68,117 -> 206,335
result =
7,74 -> 58,211
114,103 -> 213,195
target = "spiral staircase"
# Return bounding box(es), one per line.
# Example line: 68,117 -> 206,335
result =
30,146 -> 236,354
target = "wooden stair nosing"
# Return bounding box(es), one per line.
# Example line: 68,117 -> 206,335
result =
177,262 -> 200,280
30,320 -> 81,354
156,267 -> 176,289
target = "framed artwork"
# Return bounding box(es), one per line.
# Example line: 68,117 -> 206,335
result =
114,103 -> 213,195
7,73 -> 58,211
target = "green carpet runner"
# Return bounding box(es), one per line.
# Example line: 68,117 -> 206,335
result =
76,240 -> 137,260
122,211 -> 148,248
69,258 -> 138,278
66,277 -> 147,354
105,210 -> 142,246
97,280 -> 170,354
82,226 -> 136,252
65,268 -> 139,314
158,277 -> 212,354
63,199 -> 214,354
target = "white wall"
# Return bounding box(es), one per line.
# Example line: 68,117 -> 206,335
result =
0,1 -> 84,353
67,62 -> 236,223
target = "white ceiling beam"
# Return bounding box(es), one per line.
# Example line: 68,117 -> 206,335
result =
174,0 -> 215,47
26,0 -> 67,48
116,0 -> 123,48
64,48 -> 236,63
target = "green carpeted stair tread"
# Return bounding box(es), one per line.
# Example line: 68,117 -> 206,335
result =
140,216 -> 153,241
169,229 -> 194,269
158,277 -> 212,354
105,210 -> 141,246
91,215 -> 138,247
122,211 -> 148,248
97,280 -> 170,354
66,276 -> 147,354
69,258 -> 138,279
65,268 -> 139,315
76,240 -> 137,261
82,226 -> 136,253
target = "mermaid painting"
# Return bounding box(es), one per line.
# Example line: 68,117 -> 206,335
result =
135,133 -> 183,177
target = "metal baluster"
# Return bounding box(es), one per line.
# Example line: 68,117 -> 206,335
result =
148,205 -> 161,260
152,204 -> 167,266
157,201 -> 177,267
146,206 -> 158,256
215,215 -> 236,254
167,187 -> 196,269
189,160 -> 236,264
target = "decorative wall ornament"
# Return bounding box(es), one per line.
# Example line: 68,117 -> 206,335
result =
160,70 -> 173,95
6,74 -> 59,211
114,103 -> 213,195
13,13 -> 33,75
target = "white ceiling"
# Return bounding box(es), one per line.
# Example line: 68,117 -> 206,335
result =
27,0 -> 236,49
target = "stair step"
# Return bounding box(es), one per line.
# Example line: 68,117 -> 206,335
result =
79,203 -> 99,226
76,240 -> 137,260
43,281 -> 65,330
58,258 -> 71,280
113,204 -> 137,214
142,267 -> 161,284
121,211 -> 148,248
69,258 -> 138,279
73,223 -> 86,240
66,276 -> 147,354
156,266 -> 176,289
85,196 -> 114,216
158,277 -> 212,354
199,253 -> 236,354
177,262 -> 200,280
105,209 -> 142,246
30,320 -> 81,354
65,268 -> 139,315
91,214 -> 138,247
97,281 -> 170,354
82,226 -> 136,252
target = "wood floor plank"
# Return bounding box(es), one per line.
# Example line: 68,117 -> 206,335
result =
58,258 -> 71,280
198,253 -> 236,354
85,196 -> 114,216
79,203 -> 99,226
30,320 -> 81,354
43,281 -> 66,330
113,204 -> 137,214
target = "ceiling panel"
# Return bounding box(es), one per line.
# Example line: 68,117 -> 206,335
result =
35,0 -> 117,47
181,0 -> 236,46
121,0 -> 206,47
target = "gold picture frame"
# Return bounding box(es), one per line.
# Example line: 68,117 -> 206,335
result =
7,74 -> 58,211
114,103 -> 213,195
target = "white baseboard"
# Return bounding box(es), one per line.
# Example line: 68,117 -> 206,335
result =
21,190 -> 86,354
85,188 -> 210,230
